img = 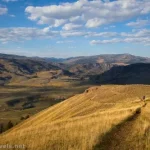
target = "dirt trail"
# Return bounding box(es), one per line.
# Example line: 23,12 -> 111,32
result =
94,103 -> 150,150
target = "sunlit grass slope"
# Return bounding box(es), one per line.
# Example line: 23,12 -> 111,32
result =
1,85 -> 150,150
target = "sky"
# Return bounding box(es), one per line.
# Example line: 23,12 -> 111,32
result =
0,0 -> 150,58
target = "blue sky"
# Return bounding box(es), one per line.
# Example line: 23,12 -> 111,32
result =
0,0 -> 150,58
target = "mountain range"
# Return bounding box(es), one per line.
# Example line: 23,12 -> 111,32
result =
0,53 -> 150,85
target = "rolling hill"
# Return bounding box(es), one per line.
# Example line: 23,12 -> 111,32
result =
0,56 -> 76,86
0,58 -> 58,85
1,85 -> 150,150
62,53 -> 150,65
1,53 -> 150,81
59,54 -> 150,77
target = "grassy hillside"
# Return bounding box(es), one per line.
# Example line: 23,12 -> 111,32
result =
0,58 -> 60,85
1,85 -> 150,150
8,70 -> 76,87
0,83 -> 91,131
90,63 -> 150,84
0,57 -> 77,86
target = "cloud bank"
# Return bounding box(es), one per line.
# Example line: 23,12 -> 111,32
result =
90,29 -> 150,46
25,0 -> 150,28
0,27 -> 58,43
0,7 -> 7,15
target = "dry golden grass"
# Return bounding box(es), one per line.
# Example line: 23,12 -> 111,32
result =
8,70 -> 77,87
1,85 -> 150,150
0,107 -> 141,150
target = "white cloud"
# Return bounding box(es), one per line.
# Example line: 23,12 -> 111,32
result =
104,25 -> 116,30
2,0 -> 18,2
62,23 -> 82,30
56,40 -> 74,44
1,27 -> 149,47
86,18 -> 106,28
90,29 -> 150,46
68,46 -> 76,49
126,19 -> 150,28
60,30 -> 86,37
9,14 -> 15,17
0,7 -> 7,15
0,27 -> 58,43
38,18 -> 66,27
121,29 -> 150,38
90,38 -> 121,45
69,16 -> 84,24
60,30 -> 118,38
86,32 -> 118,37
25,0 -> 150,28
0,27 -> 120,43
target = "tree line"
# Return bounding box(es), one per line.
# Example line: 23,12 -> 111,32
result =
0,114 -> 30,134
0,120 -> 14,134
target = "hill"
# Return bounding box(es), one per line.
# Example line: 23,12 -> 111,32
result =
61,54 -> 150,77
1,53 -> 150,80
63,54 -> 150,64
0,55 -> 77,86
0,53 -> 27,60
1,53 -> 150,87
64,62 -> 114,77
90,63 -> 150,84
1,85 -> 150,150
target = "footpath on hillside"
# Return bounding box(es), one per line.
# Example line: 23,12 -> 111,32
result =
94,102 -> 150,150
